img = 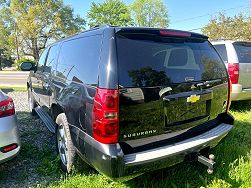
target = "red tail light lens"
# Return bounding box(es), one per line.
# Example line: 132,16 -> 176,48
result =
226,77 -> 232,112
0,98 -> 15,118
92,88 -> 119,144
228,63 -> 239,84
1,144 -> 18,153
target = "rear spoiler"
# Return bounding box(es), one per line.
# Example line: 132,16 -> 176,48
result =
115,27 -> 208,40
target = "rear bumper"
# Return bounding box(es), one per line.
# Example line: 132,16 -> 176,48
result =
0,115 -> 21,164
232,84 -> 251,101
84,119 -> 233,180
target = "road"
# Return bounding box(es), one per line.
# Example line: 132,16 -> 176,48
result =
0,71 -> 29,87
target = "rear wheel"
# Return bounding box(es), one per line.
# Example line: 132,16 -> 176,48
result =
56,113 -> 76,173
28,87 -> 37,116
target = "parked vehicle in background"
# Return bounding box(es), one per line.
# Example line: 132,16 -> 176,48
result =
212,40 -> 251,101
21,26 -> 234,180
0,90 -> 20,164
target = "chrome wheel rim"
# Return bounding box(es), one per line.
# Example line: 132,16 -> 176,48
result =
57,124 -> 68,166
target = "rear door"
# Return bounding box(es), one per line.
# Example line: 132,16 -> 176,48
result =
116,30 -> 229,145
233,42 -> 251,88
32,48 -> 49,105
40,44 -> 59,110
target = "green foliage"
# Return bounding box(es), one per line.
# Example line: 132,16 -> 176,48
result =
130,0 -> 169,28
202,13 -> 251,40
0,9 -> 15,60
87,0 -> 133,27
15,58 -> 35,70
0,0 -> 85,60
0,48 -> 14,69
128,67 -> 171,87
37,147 -> 61,176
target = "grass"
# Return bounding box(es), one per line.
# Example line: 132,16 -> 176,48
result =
32,100 -> 251,188
0,87 -> 27,92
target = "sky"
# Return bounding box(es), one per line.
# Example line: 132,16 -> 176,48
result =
63,0 -> 251,33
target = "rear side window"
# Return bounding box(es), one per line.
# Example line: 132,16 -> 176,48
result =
213,44 -> 228,62
57,35 -> 102,85
233,42 -> 251,63
116,34 -> 227,87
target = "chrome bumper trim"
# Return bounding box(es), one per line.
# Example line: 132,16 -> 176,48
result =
124,123 -> 232,166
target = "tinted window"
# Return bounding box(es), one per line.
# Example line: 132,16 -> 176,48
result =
213,44 -> 228,62
116,35 -> 227,87
37,48 -> 49,72
44,44 -> 60,74
233,42 -> 251,63
57,35 -> 102,85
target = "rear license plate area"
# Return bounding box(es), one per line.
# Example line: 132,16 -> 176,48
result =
164,100 -> 210,127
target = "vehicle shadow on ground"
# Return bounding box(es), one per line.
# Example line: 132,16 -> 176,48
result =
0,111 -> 60,188
230,100 -> 251,111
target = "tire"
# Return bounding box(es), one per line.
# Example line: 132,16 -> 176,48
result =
28,87 -> 37,116
56,113 -> 76,173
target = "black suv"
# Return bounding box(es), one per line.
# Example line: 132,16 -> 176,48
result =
21,26 -> 234,180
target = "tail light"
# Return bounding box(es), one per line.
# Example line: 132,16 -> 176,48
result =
228,63 -> 239,84
0,98 -> 15,118
0,143 -> 18,153
92,88 -> 119,144
226,77 -> 232,112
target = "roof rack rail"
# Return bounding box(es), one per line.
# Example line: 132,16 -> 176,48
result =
91,24 -> 111,29
210,38 -> 249,42
76,24 -> 111,35
210,38 -> 232,41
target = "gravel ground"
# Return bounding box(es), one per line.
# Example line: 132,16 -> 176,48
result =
0,91 -> 58,188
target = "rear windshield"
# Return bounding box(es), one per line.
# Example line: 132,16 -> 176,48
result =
116,34 -> 227,87
233,42 -> 251,63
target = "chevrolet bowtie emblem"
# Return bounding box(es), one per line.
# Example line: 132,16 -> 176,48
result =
187,95 -> 200,103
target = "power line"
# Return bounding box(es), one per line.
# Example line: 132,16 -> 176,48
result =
184,2 -> 251,33
172,4 -> 249,24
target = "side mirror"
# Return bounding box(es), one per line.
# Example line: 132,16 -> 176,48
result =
20,62 -> 35,71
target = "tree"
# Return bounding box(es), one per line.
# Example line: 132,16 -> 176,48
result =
130,0 -> 169,28
0,48 -> 14,70
202,13 -> 251,40
87,0 -> 133,27
0,11 -> 15,70
128,67 -> 170,87
0,0 -> 85,61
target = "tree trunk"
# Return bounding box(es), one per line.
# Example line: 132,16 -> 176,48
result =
0,49 -> 2,71
14,23 -> 20,60
32,38 -> 39,61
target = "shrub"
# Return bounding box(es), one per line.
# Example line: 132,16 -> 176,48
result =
15,58 -> 36,70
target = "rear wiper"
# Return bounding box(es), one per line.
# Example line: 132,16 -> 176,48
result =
195,79 -> 222,87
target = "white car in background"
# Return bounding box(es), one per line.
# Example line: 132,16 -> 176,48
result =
212,40 -> 251,101
0,90 -> 20,163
